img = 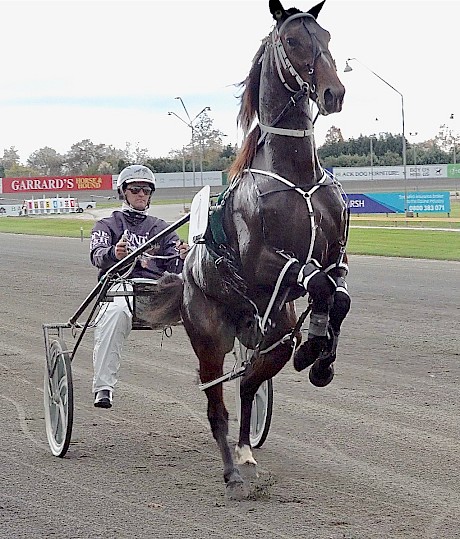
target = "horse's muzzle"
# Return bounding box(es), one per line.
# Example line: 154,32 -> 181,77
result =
317,86 -> 345,115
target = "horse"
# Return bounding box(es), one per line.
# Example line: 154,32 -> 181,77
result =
144,0 -> 350,499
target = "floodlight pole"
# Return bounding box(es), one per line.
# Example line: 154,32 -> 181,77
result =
168,98 -> 210,187
345,58 -> 408,214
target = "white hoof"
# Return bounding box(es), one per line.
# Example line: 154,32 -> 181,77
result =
235,444 -> 257,466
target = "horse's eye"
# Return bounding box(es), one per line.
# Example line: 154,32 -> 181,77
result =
285,37 -> 297,48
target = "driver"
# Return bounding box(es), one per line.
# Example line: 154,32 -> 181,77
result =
89,164 -> 188,408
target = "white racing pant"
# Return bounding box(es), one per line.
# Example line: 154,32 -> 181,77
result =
92,283 -> 133,394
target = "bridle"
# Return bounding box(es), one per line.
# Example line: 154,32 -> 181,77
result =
258,11 -> 332,141
274,12 -> 319,94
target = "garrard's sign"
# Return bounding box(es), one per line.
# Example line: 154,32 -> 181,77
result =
0,175 -> 113,193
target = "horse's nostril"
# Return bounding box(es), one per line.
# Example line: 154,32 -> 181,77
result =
324,89 -> 335,109
323,88 -> 344,112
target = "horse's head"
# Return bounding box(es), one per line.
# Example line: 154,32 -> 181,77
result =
269,0 -> 345,115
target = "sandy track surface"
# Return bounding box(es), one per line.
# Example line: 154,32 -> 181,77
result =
1,233 -> 460,538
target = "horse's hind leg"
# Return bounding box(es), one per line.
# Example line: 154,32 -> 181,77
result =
181,282 -> 248,499
202,359 -> 248,496
235,342 -> 292,470
236,305 -> 297,469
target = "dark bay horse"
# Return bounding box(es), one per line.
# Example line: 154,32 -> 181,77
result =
147,0 -> 350,499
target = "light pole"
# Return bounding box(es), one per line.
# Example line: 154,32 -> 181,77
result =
168,97 -> 211,186
181,146 -> 186,187
345,58 -> 408,213
449,113 -> 456,164
369,118 -> 379,181
369,134 -> 375,181
409,131 -> 418,179
409,132 -> 418,190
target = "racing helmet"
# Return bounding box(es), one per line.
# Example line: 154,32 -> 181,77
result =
116,165 -> 156,199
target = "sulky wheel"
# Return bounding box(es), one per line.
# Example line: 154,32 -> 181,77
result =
234,339 -> 273,448
44,338 -> 74,457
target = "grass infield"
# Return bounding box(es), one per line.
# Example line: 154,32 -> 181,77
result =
1,213 -> 460,261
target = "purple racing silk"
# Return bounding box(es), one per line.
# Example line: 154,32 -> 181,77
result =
90,210 -> 184,279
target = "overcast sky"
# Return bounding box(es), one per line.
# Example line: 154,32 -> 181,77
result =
2,0 -> 458,162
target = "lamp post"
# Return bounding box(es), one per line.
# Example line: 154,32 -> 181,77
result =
345,58 -> 408,214
369,134 -> 375,181
449,113 -> 456,164
181,146 -> 186,188
369,118 -> 379,181
167,97 -> 211,186
409,131 -> 418,182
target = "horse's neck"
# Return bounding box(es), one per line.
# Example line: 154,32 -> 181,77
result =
255,60 -> 322,185
252,133 -> 322,185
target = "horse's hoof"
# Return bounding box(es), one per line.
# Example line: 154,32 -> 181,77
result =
293,337 -> 327,372
309,360 -> 334,387
238,462 -> 259,480
235,444 -> 257,467
225,477 -> 250,500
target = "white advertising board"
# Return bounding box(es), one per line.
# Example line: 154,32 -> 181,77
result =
333,164 -> 448,181
112,170 -> 224,190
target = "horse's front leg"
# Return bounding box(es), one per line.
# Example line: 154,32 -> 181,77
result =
309,268 -> 351,384
294,262 -> 351,386
292,260 -> 336,382
251,247 -> 338,384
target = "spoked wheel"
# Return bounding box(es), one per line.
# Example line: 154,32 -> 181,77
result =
44,338 -> 73,457
234,340 -> 273,448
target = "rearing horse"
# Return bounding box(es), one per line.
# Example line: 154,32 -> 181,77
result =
151,0 -> 350,499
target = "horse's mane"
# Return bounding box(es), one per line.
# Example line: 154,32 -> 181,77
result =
228,38 -> 268,181
228,8 -> 303,181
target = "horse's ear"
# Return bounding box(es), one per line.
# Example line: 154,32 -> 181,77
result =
307,0 -> 326,19
269,0 -> 286,21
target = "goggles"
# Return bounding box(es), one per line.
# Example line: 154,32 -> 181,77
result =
126,186 -> 153,195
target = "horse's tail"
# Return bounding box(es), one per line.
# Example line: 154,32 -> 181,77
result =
135,272 -> 183,329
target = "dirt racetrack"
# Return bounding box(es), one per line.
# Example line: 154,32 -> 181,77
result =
1,232 -> 460,539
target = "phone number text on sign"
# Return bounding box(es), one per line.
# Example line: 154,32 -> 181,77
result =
408,204 -> 446,212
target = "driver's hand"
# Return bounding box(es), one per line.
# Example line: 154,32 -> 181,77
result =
176,239 -> 190,260
114,238 -> 129,260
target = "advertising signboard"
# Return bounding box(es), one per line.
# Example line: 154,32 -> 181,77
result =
347,192 -> 451,214
334,165 -> 447,181
447,164 -> 460,178
0,175 -> 112,194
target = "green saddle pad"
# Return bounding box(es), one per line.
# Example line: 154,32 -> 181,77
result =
208,187 -> 230,246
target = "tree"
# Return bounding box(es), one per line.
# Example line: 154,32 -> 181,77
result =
436,123 -> 460,161
317,130 -> 455,168
63,139 -> 102,174
191,112 -> 227,172
27,147 -> 65,176
5,162 -> 38,177
62,140 -> 126,175
324,126 -> 344,145
1,146 -> 20,173
123,142 -> 150,165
